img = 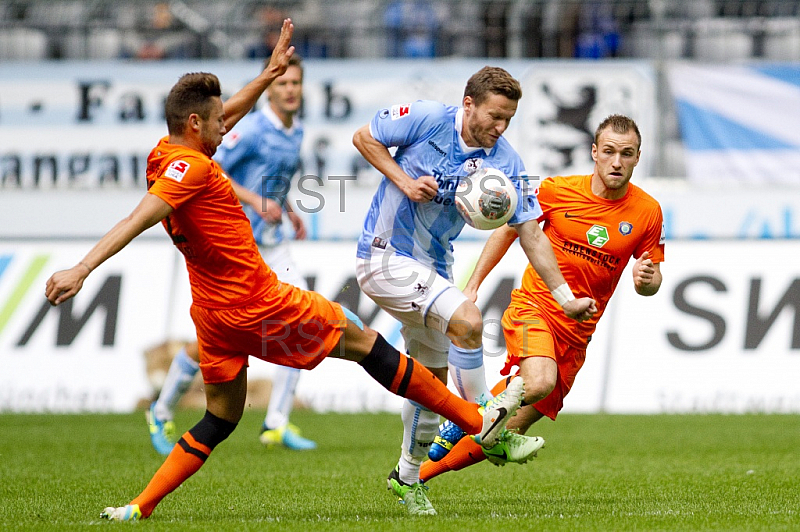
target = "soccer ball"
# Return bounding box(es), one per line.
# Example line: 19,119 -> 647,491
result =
455,167 -> 518,230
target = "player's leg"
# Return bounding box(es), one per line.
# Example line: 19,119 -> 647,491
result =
355,254 -> 472,514
260,243 -> 316,450
446,299 -> 492,404
386,327 -> 448,514
420,373 -> 548,482
147,341 -> 200,455
328,311 -> 525,451
103,360 -> 247,521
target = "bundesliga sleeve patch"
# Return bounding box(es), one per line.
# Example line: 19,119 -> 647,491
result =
391,103 -> 411,120
165,160 -> 190,182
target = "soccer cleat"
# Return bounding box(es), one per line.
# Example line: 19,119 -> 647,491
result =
100,504 -> 142,521
146,402 -> 176,456
259,423 -> 317,450
483,431 -> 545,467
475,376 -> 525,449
386,464 -> 436,516
428,420 -> 466,462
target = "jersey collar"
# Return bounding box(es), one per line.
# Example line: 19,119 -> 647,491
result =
261,104 -> 298,135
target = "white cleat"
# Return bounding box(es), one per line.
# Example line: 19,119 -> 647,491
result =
476,376 -> 524,449
483,432 -> 545,466
100,504 -> 142,521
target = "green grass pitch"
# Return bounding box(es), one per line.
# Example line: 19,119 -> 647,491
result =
1,410 -> 798,531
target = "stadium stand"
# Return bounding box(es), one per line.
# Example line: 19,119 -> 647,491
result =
1,0 -> 799,61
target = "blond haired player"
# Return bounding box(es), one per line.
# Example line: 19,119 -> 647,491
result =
421,114 -> 664,480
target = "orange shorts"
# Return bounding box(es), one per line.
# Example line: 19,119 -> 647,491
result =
500,302 -> 586,420
190,281 -> 346,384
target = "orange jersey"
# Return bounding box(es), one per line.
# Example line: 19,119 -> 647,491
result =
146,137 -> 275,308
512,174 -> 665,347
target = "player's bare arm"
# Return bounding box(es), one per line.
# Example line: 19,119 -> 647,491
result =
352,125 -> 438,202
228,179 -> 282,223
463,224 -> 518,302
515,219 -> 597,321
45,194 -> 173,306
633,250 -> 662,296
222,19 -> 295,130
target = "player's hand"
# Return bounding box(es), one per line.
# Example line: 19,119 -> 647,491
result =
562,297 -> 597,322
462,284 -> 478,303
256,198 -> 283,224
402,175 -> 439,202
264,19 -> 295,80
45,266 -> 88,306
288,210 -> 306,240
633,251 -> 655,289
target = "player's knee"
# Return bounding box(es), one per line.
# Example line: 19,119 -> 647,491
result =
522,374 -> 556,404
447,301 -> 483,348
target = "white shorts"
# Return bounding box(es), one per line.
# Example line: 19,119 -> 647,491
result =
356,253 -> 468,368
261,241 -> 308,291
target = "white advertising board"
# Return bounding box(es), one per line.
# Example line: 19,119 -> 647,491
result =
0,241 -> 175,412
2,239 -> 797,414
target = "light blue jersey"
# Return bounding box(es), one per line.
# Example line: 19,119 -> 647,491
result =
357,100 -> 541,280
214,106 -> 303,246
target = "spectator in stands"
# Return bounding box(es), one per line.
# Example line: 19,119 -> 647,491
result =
384,0 -> 440,58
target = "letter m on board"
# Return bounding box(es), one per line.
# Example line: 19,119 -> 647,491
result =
17,275 -> 122,347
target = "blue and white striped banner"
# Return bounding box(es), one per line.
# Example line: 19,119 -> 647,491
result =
669,64 -> 800,183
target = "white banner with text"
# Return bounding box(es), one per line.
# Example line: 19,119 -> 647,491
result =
1,240 -> 798,414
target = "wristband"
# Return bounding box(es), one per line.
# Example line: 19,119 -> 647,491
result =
551,283 -> 575,307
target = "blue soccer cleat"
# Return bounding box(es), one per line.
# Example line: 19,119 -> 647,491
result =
146,402 -> 176,456
428,420 -> 467,461
259,423 -> 317,450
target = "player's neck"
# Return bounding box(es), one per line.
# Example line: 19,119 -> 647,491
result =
590,172 -> 628,200
169,134 -> 210,157
270,103 -> 295,129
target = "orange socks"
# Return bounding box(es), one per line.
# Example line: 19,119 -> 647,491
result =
419,375 -> 516,483
131,432 -> 209,517
359,334 -> 482,434
420,436 -> 486,482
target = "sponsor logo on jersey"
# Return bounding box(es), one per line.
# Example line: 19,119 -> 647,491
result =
619,221 -> 633,235
428,140 -> 446,156
587,225 -> 610,248
391,104 -> 411,120
165,160 -> 190,182
379,108 -> 390,119
221,131 -> 241,148
371,237 -> 387,249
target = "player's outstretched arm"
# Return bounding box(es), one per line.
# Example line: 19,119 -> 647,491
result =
633,251 -> 662,296
45,194 -> 173,306
515,219 -> 597,321
463,224 -> 518,302
223,19 -> 295,130
352,125 -> 438,202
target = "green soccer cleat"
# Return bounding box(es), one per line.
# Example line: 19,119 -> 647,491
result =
100,504 -> 142,521
146,402 -> 176,456
483,431 -> 545,467
475,376 -> 525,449
386,463 -> 436,516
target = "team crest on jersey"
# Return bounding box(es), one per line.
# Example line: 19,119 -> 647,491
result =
618,221 -> 633,236
391,104 -> 411,120
165,160 -> 190,181
463,158 -> 483,173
